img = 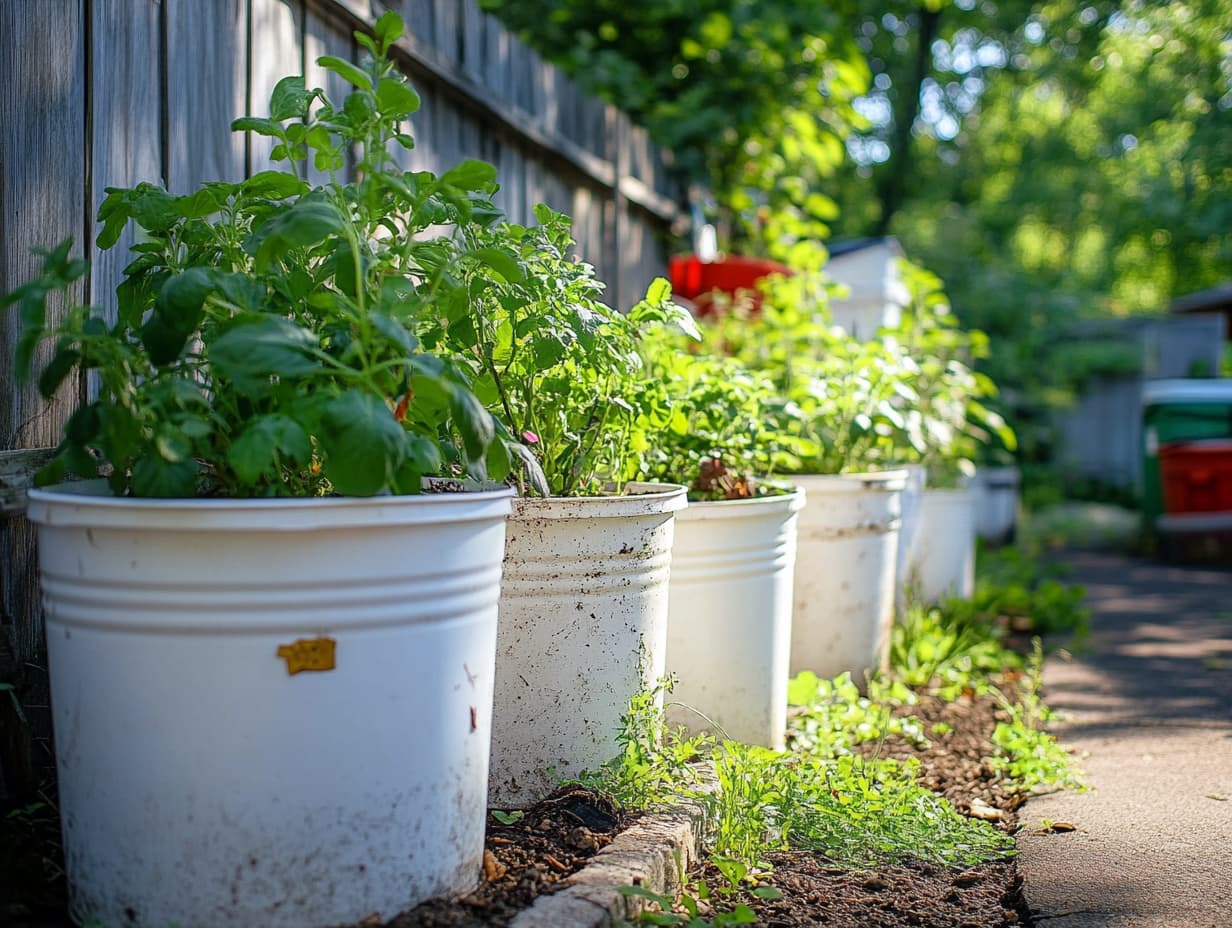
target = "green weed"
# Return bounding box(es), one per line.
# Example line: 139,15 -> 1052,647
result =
786,671 -> 927,756
987,643 -> 1084,795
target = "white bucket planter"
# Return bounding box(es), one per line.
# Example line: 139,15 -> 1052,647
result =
895,464 -> 927,614
973,466 -> 1020,545
664,488 -> 805,749
907,486 -> 978,604
790,471 -> 906,683
489,483 -> 687,807
26,481 -> 512,928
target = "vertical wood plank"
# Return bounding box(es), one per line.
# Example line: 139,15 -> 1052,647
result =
90,0 -> 163,321
431,0 -> 458,66
401,0 -> 433,48
165,0 -> 247,193
459,0 -> 484,81
0,0 -> 86,667
248,0 -> 304,173
481,12 -> 511,106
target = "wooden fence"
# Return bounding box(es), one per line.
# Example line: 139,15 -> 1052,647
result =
0,0 -> 682,789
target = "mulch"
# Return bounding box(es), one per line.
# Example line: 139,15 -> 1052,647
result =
2,687 -> 1035,928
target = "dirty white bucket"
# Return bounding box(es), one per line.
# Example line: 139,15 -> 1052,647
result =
489,483 -> 686,807
973,466 -> 1020,545
26,480 -> 512,928
664,488 -> 805,749
790,471 -> 906,683
908,486 -> 977,603
895,464 -> 927,615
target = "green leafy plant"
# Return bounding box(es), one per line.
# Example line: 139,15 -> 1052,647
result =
578,677 -> 711,811
988,644 -> 1084,795
635,327 -> 795,500
3,12 -> 509,498
619,883 -> 768,927
878,259 -> 1016,485
695,266 -> 920,476
964,547 -> 1091,638
786,671 -> 927,758
889,603 -> 1021,696
441,208 -> 697,496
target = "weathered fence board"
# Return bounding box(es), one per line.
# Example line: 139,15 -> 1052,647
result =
0,0 -> 683,745
0,1 -> 87,676
166,0 -> 248,192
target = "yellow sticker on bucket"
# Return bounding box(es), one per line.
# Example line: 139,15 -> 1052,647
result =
277,637 -> 336,675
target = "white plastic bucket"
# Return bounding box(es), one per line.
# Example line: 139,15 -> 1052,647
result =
790,471 -> 906,683
489,483 -> 686,807
973,466 -> 1020,545
895,464 -> 927,614
908,486 -> 977,603
664,488 -> 805,749
26,480 -> 512,928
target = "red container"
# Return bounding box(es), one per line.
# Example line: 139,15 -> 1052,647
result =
1159,440 -> 1232,514
669,255 -> 793,316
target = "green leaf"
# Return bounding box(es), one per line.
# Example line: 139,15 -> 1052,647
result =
143,268 -> 213,365
231,116 -> 284,138
38,346 -> 80,398
209,317 -> 320,394
376,78 -> 421,118
450,386 -> 496,465
316,55 -> 372,91
373,10 -> 404,50
130,454 -> 198,498
244,170 -> 308,201
440,159 -> 497,192
253,198 -> 347,272
95,188 -> 133,249
317,391 -> 407,496
471,246 -> 524,283
268,75 -> 312,121
227,414 -> 311,485
645,276 -> 672,305
369,312 -> 418,355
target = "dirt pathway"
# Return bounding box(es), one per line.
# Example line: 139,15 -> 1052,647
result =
1018,550 -> 1232,927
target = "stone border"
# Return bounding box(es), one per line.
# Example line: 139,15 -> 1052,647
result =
509,789 -> 713,928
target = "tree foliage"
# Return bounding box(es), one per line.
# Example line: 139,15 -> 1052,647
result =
478,0 -> 870,256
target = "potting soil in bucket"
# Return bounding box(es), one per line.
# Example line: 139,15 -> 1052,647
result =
489,483 -> 686,808
790,471 -> 906,683
664,489 -> 804,749
25,481 -> 512,928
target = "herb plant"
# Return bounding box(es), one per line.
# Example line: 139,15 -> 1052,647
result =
3,12 -> 509,498
636,329 -> 794,501
443,208 -> 697,496
696,269 -> 917,476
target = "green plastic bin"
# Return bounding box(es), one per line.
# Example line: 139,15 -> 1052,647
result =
1141,379 -> 1232,528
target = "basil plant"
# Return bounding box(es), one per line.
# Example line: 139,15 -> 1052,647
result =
4,13 -> 515,498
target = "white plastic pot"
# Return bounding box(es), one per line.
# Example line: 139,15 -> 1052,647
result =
489,483 -> 687,807
664,488 -> 805,749
907,486 -> 977,604
895,464 -> 927,615
973,466 -> 1020,545
26,481 -> 512,928
790,471 -> 906,683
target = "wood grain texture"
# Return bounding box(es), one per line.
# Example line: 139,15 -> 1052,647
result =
0,0 -> 86,663
249,0 -> 305,173
166,0 -> 247,192
90,0 -> 163,322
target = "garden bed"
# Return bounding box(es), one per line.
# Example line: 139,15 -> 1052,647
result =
2,686 -> 1036,928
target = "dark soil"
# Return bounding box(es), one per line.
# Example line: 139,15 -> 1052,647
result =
711,686 -> 1033,927
2,688 -> 1033,928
